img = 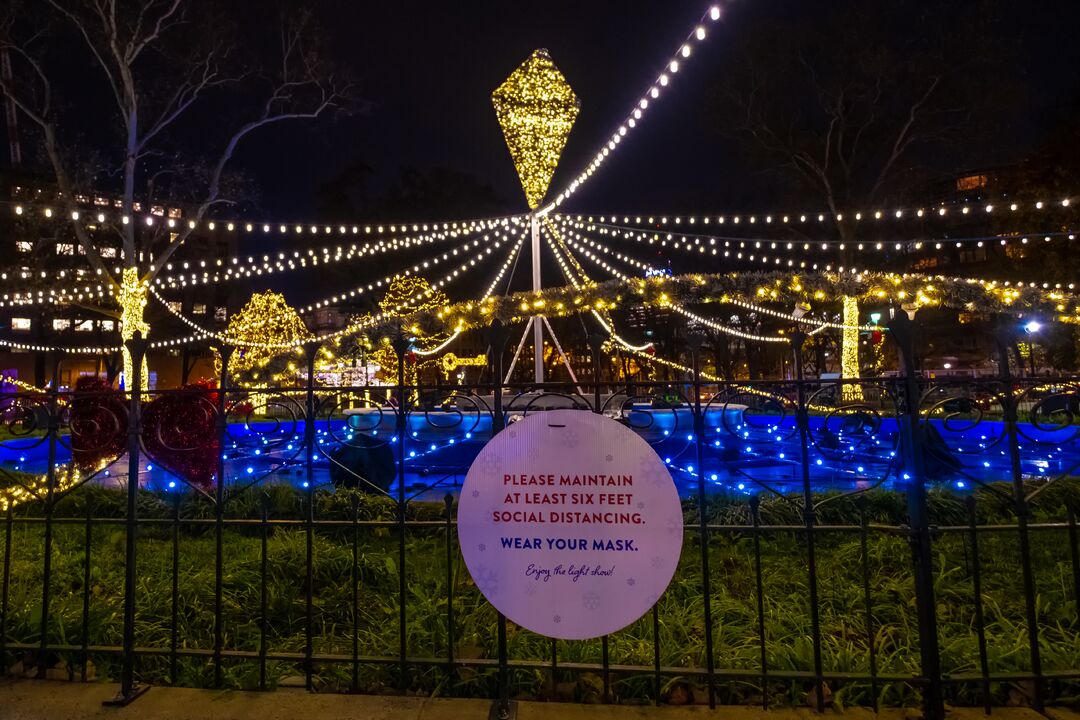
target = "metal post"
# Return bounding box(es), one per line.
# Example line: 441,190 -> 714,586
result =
530,213 -> 544,384
791,331 -> 824,711
104,334 -> 150,706
993,332 -> 1044,711
391,332 -> 410,692
886,313 -> 943,720
689,335 -> 717,708
303,343 -> 318,691
213,346 -> 232,688
37,352 -> 62,679
486,321 -> 515,720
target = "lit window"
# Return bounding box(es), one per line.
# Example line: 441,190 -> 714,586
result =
214,307 -> 227,321
56,243 -> 75,255
167,302 -> 182,312
193,303 -> 206,314
11,318 -> 31,331
101,320 -> 115,331
15,241 -> 32,252
100,246 -> 118,258
956,174 -> 988,191
74,320 -> 93,332
53,319 -> 71,331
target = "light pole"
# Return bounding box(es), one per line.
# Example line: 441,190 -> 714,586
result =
1023,320 -> 1041,377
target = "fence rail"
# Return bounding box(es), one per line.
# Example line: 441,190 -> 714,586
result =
0,317 -> 1078,716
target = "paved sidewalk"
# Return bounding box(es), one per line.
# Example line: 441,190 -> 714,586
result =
1,679 -> 1077,720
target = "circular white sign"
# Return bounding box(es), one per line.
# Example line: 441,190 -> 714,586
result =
458,409 -> 683,640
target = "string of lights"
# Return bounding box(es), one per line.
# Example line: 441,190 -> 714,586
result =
555,216 -> 1080,298
150,228 -> 523,349
543,222 -> 656,353
559,217 -> 1079,294
567,216 -> 1078,257
550,221 -> 794,343
412,231 -> 528,357
551,218 -> 861,334
8,201 -> 523,242
153,217 -> 520,289
0,216 -> 516,297
540,4 -> 726,213
570,196 -> 1076,229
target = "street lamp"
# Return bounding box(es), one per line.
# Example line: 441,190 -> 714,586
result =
1023,319 -> 1041,377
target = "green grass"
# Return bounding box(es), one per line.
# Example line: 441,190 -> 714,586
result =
1,480 -> 1078,708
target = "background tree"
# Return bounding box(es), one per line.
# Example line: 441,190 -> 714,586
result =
711,0 -> 1012,382
0,0 -> 353,387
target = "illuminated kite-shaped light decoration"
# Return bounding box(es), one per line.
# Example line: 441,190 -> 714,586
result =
492,49 -> 580,210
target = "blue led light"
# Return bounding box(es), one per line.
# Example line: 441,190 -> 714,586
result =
246,467 -> 254,474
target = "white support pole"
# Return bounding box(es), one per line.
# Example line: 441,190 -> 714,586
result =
504,318 -> 534,385
541,315 -> 581,391
530,213 -> 544,383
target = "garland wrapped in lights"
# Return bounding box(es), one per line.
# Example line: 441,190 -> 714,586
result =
372,269 -> 1080,341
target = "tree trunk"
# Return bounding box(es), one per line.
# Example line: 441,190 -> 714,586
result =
841,295 -> 863,400
118,267 -> 150,391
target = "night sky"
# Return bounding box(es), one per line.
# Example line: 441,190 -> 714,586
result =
226,0 -> 1080,221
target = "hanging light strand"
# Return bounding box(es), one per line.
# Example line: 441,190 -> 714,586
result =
540,4 -> 726,213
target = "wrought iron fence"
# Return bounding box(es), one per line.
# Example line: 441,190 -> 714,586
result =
0,318 -> 1078,716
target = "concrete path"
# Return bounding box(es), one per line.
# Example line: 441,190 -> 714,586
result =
1,679 -> 1076,720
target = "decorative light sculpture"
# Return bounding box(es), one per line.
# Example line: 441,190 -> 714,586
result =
492,49 -> 580,210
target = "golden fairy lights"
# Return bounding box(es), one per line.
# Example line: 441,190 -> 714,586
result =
222,291 -> 313,381
118,267 -> 150,390
544,6 -> 725,211
492,49 -> 580,210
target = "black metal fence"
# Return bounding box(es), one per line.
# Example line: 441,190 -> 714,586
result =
0,315 -> 1078,716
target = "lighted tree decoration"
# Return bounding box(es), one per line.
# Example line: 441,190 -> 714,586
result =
220,291 -> 313,387
365,276 -> 451,385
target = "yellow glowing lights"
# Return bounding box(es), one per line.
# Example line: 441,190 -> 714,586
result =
118,267 -> 151,390
492,49 -> 580,209
224,291 -> 312,382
